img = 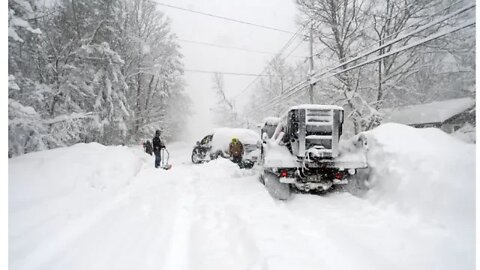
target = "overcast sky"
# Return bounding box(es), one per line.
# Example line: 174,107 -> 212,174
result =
154,0 -> 308,140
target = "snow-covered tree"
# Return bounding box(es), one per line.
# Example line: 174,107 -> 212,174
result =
8,0 -> 51,156
211,73 -> 239,127
289,0 -> 475,135
115,0 -> 187,142
247,58 -> 309,124
8,0 -> 190,156
296,0 -> 372,134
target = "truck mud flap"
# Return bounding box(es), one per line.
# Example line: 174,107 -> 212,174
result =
264,172 -> 291,200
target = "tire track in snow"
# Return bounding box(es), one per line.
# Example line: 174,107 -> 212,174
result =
13,153 -> 177,270
184,163 -> 268,270
162,175 -> 196,270
15,189 -> 134,270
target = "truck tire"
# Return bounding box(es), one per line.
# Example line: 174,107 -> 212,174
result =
264,172 -> 291,200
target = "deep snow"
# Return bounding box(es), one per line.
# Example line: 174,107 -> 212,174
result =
9,124 -> 475,270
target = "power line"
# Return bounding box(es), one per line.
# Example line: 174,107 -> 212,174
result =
278,2 -> 475,107
310,3 -> 475,81
259,18 -> 475,113
151,1 -> 307,37
304,0 -> 421,60
231,26 -> 307,100
183,69 -> 279,77
320,20 -> 475,84
177,38 -> 307,59
258,3 -> 476,112
313,0 -> 469,70
284,39 -> 306,59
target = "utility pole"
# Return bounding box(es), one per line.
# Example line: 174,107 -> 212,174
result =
308,27 -> 315,104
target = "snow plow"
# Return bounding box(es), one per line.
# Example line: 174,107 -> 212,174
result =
259,105 -> 368,200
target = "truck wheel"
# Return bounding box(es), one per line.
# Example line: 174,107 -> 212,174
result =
264,172 -> 291,200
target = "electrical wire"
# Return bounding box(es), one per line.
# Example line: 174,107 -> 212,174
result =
183,69 -> 280,77
231,26 -> 308,100
312,0 -> 469,67
177,38 -> 307,59
259,19 -> 475,113
259,2 -> 476,111
151,1 -> 308,37
310,3 -> 475,81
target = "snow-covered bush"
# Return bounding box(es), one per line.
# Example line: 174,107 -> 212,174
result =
8,99 -> 57,157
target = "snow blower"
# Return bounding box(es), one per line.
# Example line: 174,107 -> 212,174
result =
160,148 -> 172,170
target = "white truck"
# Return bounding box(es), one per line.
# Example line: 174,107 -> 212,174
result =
259,104 -> 368,200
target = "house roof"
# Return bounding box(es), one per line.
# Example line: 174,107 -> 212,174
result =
382,97 -> 475,125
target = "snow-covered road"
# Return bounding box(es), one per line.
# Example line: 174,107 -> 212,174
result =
9,125 -> 475,270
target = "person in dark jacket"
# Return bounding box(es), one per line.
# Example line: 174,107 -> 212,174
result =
152,130 -> 165,168
229,137 -> 244,165
143,140 -> 153,156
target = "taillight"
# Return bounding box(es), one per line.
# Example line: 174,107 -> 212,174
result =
280,170 -> 288,177
335,172 -> 344,180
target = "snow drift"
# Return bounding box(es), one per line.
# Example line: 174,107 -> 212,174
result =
363,123 -> 475,227
10,143 -> 144,198
9,143 -> 147,270
453,123 -> 476,143
353,123 -> 475,266
9,127 -> 475,270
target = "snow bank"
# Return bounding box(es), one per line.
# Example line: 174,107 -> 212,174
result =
10,143 -> 144,200
337,134 -> 368,167
9,140 -> 475,270
9,142 -> 146,231
9,143 -> 149,269
452,123 -> 476,143
361,124 -> 475,245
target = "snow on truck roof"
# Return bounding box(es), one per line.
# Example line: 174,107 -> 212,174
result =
262,117 -> 281,125
289,104 -> 344,111
382,97 -> 475,125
